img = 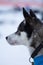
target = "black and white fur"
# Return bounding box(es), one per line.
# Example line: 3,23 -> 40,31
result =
6,8 -> 43,56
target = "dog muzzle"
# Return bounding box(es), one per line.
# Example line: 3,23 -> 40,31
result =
29,42 -> 43,65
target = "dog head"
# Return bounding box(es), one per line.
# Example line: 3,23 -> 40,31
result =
6,8 -> 41,48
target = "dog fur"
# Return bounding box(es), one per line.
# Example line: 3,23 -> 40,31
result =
6,8 -> 43,56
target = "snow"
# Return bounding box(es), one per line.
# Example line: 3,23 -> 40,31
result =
0,8 -> 32,65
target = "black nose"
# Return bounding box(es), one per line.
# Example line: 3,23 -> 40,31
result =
6,37 -> 8,39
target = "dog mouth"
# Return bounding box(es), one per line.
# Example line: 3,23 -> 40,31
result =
6,39 -> 19,45
6,36 -> 17,45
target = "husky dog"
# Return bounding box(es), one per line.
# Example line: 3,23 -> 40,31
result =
6,8 -> 43,56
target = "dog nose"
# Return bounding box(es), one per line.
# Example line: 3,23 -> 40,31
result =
6,37 -> 8,39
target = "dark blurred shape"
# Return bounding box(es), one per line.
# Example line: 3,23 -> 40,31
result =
6,36 -> 8,39
14,7 -> 21,11
33,10 -> 40,13
0,21 -> 4,25
42,12 -> 43,20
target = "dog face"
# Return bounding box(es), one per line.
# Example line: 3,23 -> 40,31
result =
6,8 -> 33,47
6,8 -> 40,48
6,20 -> 33,47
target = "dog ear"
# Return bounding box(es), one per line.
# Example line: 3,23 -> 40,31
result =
23,8 -> 32,19
23,8 -> 35,26
30,9 -> 36,18
23,8 -> 39,28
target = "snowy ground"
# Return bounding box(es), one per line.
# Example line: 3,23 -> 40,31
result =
0,8 -> 32,65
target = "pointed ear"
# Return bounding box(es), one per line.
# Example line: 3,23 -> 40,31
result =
23,8 -> 32,19
30,9 -> 36,18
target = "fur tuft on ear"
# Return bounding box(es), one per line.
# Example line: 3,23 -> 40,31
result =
23,8 -> 32,19
30,9 -> 36,18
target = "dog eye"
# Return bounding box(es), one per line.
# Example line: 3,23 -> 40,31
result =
15,31 -> 21,36
17,31 -> 21,35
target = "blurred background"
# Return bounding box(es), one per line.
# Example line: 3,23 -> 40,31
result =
0,0 -> 43,65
